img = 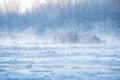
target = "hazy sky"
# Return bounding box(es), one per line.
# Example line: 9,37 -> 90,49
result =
21,0 -> 47,13
0,0 -> 47,13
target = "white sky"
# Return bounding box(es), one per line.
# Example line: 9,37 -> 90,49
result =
19,0 -> 47,13
21,0 -> 46,9
0,0 -> 47,13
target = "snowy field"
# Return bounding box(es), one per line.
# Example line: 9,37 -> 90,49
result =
0,44 -> 120,80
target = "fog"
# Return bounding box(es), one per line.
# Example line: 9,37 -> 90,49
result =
0,1 -> 120,80
0,0 -> 120,46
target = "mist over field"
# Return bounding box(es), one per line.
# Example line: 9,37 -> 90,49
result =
0,0 -> 120,80
0,0 -> 120,45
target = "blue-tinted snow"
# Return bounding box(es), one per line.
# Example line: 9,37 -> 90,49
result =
0,45 -> 120,80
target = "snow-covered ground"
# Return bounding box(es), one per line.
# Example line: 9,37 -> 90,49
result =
0,44 -> 120,80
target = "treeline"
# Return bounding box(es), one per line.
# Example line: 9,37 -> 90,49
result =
0,0 -> 119,36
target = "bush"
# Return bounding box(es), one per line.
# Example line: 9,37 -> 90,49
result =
54,30 -> 103,44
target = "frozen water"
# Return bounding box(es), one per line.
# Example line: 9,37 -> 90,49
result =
0,44 -> 120,80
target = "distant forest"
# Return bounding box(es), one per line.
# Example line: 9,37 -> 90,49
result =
0,0 -> 119,37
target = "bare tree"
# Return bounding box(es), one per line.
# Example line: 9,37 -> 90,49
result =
2,0 -> 20,14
